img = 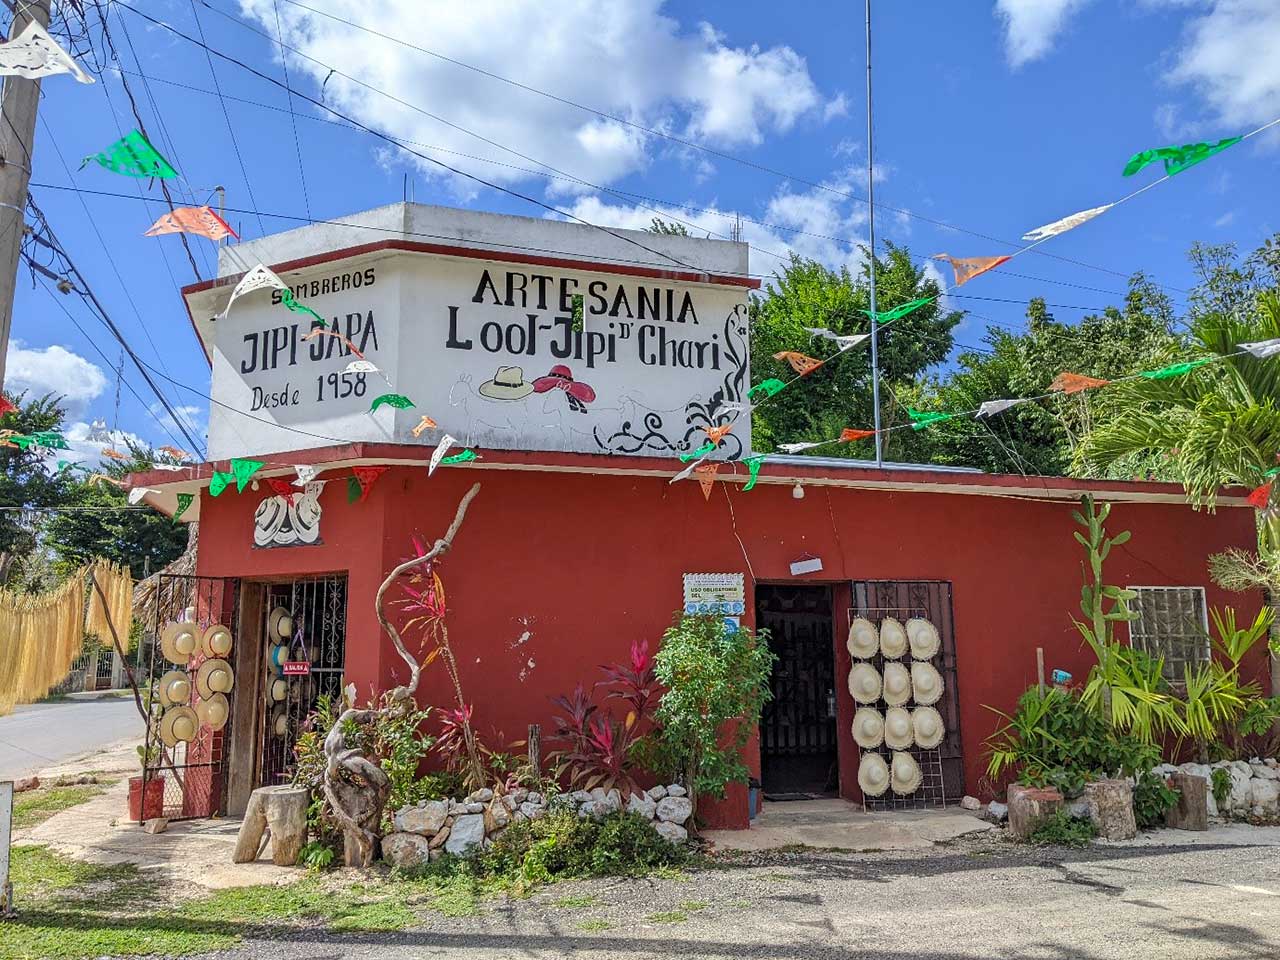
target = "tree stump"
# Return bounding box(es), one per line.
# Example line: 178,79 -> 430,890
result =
1164,772 -> 1208,831
1007,784 -> 1063,840
233,786 -> 309,865
1084,779 -> 1136,840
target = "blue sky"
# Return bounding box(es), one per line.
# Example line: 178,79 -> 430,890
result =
7,0 -> 1279,463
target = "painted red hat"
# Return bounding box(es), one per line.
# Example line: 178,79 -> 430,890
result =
533,365 -> 596,405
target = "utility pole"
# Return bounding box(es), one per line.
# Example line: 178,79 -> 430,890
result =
865,0 -> 883,468
0,0 -> 52,394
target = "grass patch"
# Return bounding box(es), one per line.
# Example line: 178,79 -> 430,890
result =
1025,811 -> 1098,848
648,909 -> 688,924
14,783 -> 113,830
575,918 -> 613,931
651,865 -> 690,882
552,893 -> 600,909
679,899 -> 709,912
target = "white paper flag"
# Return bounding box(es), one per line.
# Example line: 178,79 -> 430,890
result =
429,435 -> 457,476
1021,204 -> 1113,243
804,328 -> 869,351
127,487 -> 153,505
344,360 -> 379,375
1241,338 -> 1280,360
151,463 -> 185,472
976,398 -> 1025,418
777,441 -> 826,454
0,20 -> 94,85
292,464 -> 320,487
669,456 -> 707,484
219,264 -> 287,319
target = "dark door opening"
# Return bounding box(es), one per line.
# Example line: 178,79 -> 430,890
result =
757,584 -> 837,800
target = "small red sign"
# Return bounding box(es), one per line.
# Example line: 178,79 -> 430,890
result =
282,661 -> 311,676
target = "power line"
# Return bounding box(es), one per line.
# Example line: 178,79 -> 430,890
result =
270,0 -> 311,219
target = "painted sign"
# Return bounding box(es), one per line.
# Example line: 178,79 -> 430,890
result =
253,481 -> 324,548
683,572 -> 745,630
282,661 -> 311,676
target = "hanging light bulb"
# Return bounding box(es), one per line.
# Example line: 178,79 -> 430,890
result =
792,481 -> 805,500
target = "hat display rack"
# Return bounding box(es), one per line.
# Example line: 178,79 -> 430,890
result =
847,604 -> 948,812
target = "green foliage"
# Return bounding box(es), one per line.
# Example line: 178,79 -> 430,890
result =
1133,771 -> 1180,830
1211,767 -> 1232,810
1026,810 -> 1097,847
645,217 -> 691,237
297,840 -> 335,872
0,393 -> 73,586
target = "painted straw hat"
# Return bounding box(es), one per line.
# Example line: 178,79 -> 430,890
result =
846,618 -> 879,659
160,621 -> 199,665
267,606 -> 293,641
159,704 -> 198,747
851,707 -> 885,749
882,662 -> 912,707
857,752 -> 890,798
270,705 -> 288,737
196,693 -> 229,731
884,706 -> 914,750
268,644 -> 290,672
478,365 -> 535,400
201,623 -> 233,658
911,661 -> 944,706
891,751 -> 923,795
879,617 -> 908,659
157,669 -> 191,708
847,663 -> 882,705
906,617 -> 940,661
195,658 -> 235,699
912,706 -> 945,749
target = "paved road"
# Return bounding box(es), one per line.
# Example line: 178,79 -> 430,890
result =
206,832 -> 1280,959
0,698 -> 141,780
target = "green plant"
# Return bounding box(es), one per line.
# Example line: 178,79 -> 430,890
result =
1025,811 -> 1097,847
1211,767 -> 1231,810
1133,771 -> 1180,830
297,840 -> 336,872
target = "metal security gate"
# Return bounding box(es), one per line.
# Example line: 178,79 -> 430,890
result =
257,576 -> 348,787
850,579 -> 963,808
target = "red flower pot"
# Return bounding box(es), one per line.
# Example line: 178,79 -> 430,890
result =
127,775 -> 165,822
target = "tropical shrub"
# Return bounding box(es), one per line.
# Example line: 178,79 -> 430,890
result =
1027,810 -> 1097,847
1211,767 -> 1231,810
1133,771 -> 1180,830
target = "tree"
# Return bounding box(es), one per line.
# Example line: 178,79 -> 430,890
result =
644,217 -> 691,237
0,392 -> 73,587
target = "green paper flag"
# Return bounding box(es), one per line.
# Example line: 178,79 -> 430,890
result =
747,378 -> 786,401
743,455 -> 766,492
680,441 -> 716,463
371,393 -> 414,412
347,476 -> 362,503
10,435 -> 33,450
33,432 -> 69,450
209,471 -> 235,497
908,408 -> 956,431
230,457 -> 264,492
441,450 -> 478,465
866,297 -> 931,325
83,129 -> 178,179
1122,137 -> 1242,178
174,492 -> 194,521
280,289 -> 326,326
1139,358 -> 1215,380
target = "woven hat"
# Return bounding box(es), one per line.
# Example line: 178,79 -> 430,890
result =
884,706 -> 914,750
160,704 -> 198,747
911,661 -> 944,706
267,606 -> 293,640
158,670 -> 191,707
847,663 -> 882,704
912,706 -> 945,749
268,644 -> 289,672
846,618 -> 879,659
160,621 -> 199,665
906,617 -> 940,660
196,693 -> 229,730
882,662 -> 912,707
195,658 -> 234,699
270,705 -> 288,737
851,707 -> 884,749
267,676 -> 288,703
879,617 -> 908,659
891,751 -> 922,795
201,623 -> 233,658
857,752 -> 890,797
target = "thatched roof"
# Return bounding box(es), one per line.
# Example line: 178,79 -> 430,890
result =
132,522 -> 198,626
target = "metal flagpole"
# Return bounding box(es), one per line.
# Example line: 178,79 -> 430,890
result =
865,0 -> 883,467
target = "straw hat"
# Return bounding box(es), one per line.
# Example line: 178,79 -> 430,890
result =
911,661 -> 944,706
157,670 -> 191,707
195,658 -> 234,699
847,663 -> 882,704
912,706 -> 945,749
857,752 -> 890,797
201,623 -> 233,658
268,644 -> 289,672
906,617 -> 940,661
160,621 -> 199,665
160,704 -> 198,747
196,693 -> 229,730
879,617 -> 908,659
846,618 -> 879,659
267,606 -> 293,641
851,707 -> 884,749
884,706 -> 914,750
270,706 -> 288,737
267,676 -> 288,703
891,751 -> 922,795
882,662 -> 912,707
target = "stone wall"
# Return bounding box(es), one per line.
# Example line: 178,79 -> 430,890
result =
1153,758 -> 1279,821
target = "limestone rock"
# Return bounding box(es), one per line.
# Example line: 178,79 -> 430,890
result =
1227,764 -> 1254,814
526,792 -> 543,805
468,787 -> 494,803
666,784 -> 688,798
1250,778 -> 1280,817
986,801 -> 1008,823
142,817 -> 168,835
519,801 -> 546,820
1164,773 -> 1208,831
510,788 -> 529,804
501,794 -> 519,812
445,814 -> 486,857
578,800 -> 605,819
394,800 -> 449,836
959,795 -> 981,811
627,792 -> 657,820
653,820 -> 688,844
569,790 -> 592,805
646,785 -> 667,801
1065,798 -> 1091,819
1084,779 -> 1136,841
1250,763 -> 1279,781
428,825 -> 451,849
1152,763 -> 1179,778
656,796 -> 693,824
14,776 -> 38,793
484,798 -> 510,832
382,832 -> 433,869
1007,784 -> 1063,841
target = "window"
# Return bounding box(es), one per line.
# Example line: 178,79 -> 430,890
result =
1127,586 -> 1210,682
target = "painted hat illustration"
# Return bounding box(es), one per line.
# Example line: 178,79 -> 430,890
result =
891,751 -> 923,795
196,693 -> 229,731
907,617 -> 940,660
912,706 -> 945,749
533,365 -> 596,412
267,606 -> 293,640
196,658 -> 234,699
884,706 -> 914,750
160,621 -> 199,665
879,617 -> 908,659
848,663 -> 882,704
478,365 -> 535,400
852,707 -> 885,749
882,662 -> 912,707
858,752 -> 890,797
160,704 -> 198,747
158,669 -> 191,707
847,618 -> 879,659
911,661 -> 944,706
201,623 -> 233,658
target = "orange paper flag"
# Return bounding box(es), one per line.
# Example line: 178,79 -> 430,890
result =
932,254 -> 1010,287
101,448 -> 127,460
302,326 -> 365,360
839,428 -> 877,443
411,415 -> 438,438
144,206 -> 238,242
1049,372 -> 1111,395
157,445 -> 190,460
694,461 -> 719,501
773,351 -> 825,377
703,423 -> 733,445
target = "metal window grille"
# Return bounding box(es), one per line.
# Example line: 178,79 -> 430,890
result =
1128,586 -> 1210,682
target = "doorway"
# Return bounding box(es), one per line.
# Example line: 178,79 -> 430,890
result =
756,584 -> 837,799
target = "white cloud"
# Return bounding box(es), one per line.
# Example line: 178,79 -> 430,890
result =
994,0 -> 1093,68
823,93 -> 850,123
1213,210 -> 1236,227
147,402 -> 207,447
4,342 -> 107,420
239,0 -> 833,195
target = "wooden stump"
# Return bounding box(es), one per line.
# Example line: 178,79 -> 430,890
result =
1007,784 -> 1063,840
1084,779 -> 1136,841
233,786 -> 309,865
1164,773 -> 1208,831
